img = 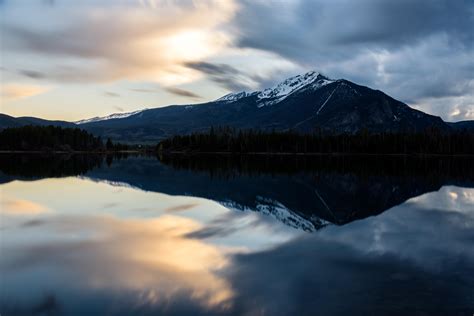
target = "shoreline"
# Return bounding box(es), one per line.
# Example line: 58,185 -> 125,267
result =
2,150 -> 473,158
0,150 -> 146,154
159,151 -> 474,157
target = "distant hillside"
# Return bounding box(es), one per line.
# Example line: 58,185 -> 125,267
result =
0,113 -> 75,129
448,120 -> 474,132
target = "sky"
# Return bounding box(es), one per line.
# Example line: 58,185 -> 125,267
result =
0,0 -> 473,122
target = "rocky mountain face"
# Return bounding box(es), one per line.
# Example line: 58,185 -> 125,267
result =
76,72 -> 448,143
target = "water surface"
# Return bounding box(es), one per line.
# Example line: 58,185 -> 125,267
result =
1,154 -> 473,315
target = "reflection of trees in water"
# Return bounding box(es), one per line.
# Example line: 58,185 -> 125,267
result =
2,294 -> 61,316
159,154 -> 474,185
155,154 -> 474,228
0,153 -> 130,179
0,154 -> 103,179
2,153 -> 473,230
2,153 -> 473,183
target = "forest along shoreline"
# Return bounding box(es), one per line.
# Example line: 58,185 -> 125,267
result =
2,125 -> 474,156
156,127 -> 474,156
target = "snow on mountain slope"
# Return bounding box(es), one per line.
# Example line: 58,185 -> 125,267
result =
257,71 -> 335,107
77,71 -> 332,124
75,109 -> 145,125
214,71 -> 334,107
220,196 -> 330,232
80,176 -> 142,191
216,91 -> 255,103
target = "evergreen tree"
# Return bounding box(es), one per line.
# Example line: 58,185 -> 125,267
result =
156,126 -> 474,155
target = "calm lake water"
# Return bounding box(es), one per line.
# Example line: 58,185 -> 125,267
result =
1,154 -> 473,316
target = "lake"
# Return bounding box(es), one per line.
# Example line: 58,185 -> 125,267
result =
1,154 -> 473,316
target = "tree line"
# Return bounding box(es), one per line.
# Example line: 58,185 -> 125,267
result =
157,126 -> 474,155
0,125 -> 128,152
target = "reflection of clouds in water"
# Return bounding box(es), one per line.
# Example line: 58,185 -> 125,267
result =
227,234 -> 473,316
224,188 -> 474,315
165,203 -> 200,212
448,191 -> 458,199
409,186 -> 474,215
462,190 -> 474,204
1,184 -> 473,315
1,198 -> 50,215
102,202 -> 118,209
317,188 -> 474,270
2,214 -> 234,314
187,209 -> 302,252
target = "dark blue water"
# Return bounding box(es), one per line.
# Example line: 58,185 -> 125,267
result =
1,154 -> 473,315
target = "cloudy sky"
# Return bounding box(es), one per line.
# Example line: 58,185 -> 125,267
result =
0,0 -> 473,121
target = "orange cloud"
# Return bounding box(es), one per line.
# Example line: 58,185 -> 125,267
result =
1,198 -> 50,215
3,1 -> 238,86
1,84 -> 51,101
19,214 -> 234,309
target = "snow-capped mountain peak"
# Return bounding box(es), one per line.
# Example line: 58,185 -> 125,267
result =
75,109 -> 145,125
219,196 -> 330,232
255,71 -> 335,107
258,71 -> 333,100
215,71 -> 334,107
216,91 -> 251,103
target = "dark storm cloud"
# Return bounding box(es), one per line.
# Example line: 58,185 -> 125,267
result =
18,69 -> 46,79
236,0 -> 473,59
185,61 -> 262,91
233,0 -> 474,120
165,87 -> 202,99
103,91 -> 120,97
20,219 -> 45,228
129,88 -> 160,93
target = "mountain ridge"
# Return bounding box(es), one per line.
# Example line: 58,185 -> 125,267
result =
1,71 -> 472,143
0,113 -> 75,129
76,72 -> 450,143
74,109 -> 146,125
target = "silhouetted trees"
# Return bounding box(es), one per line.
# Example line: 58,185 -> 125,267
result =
0,125 -> 130,152
159,153 -> 474,184
157,127 -> 474,155
0,153 -> 104,178
106,138 -> 113,150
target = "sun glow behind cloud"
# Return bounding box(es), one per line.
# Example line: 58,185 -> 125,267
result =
0,177 -> 243,311
1,83 -> 51,101
0,0 -> 238,119
0,0 -> 472,121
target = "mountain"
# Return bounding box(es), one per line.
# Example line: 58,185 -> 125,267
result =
0,71 -> 469,143
0,113 -> 75,130
77,71 -> 449,143
74,109 -> 145,125
448,120 -> 474,132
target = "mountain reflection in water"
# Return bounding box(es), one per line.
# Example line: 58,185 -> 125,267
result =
0,154 -> 473,315
2,153 -> 472,231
